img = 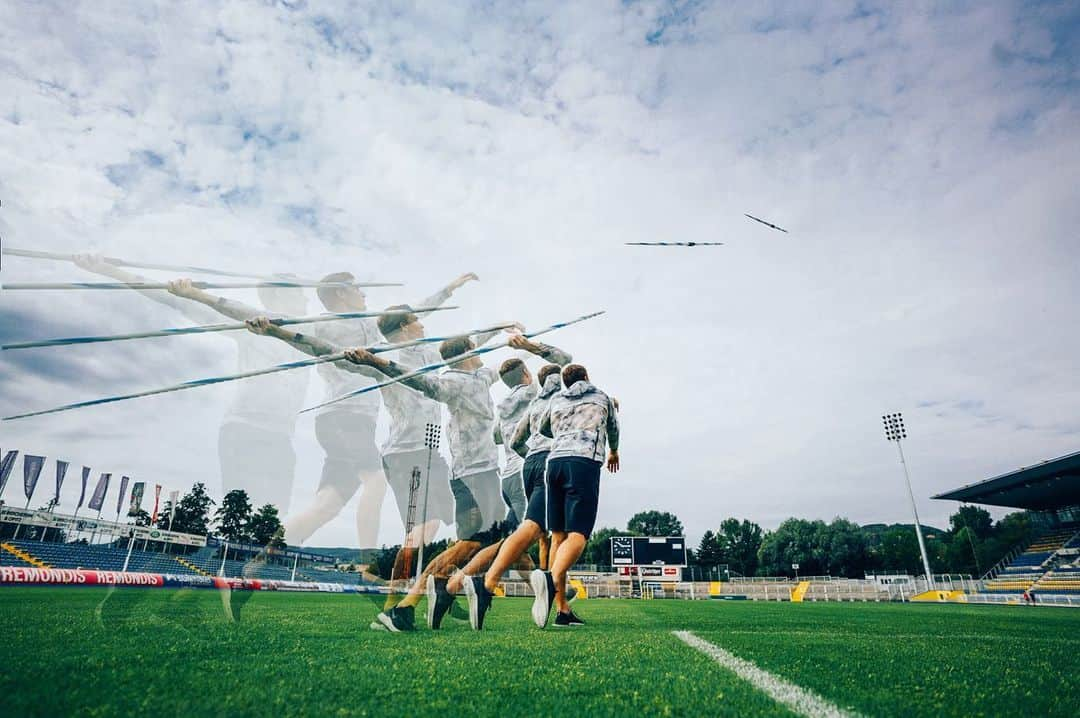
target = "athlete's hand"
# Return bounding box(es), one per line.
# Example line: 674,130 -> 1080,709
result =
612,397 -> 620,411
607,450 -> 620,473
246,317 -> 273,335
450,272 -> 479,290
345,347 -> 377,365
508,333 -> 534,351
168,278 -> 198,297
72,253 -> 113,274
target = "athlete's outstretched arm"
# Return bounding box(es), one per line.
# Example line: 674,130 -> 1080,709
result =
168,278 -> 265,322
73,254 -> 217,324
246,317 -> 381,377
415,272 -> 478,310
507,334 -> 572,366
343,348 -> 445,402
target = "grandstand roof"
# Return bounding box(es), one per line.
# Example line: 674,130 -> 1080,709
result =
933,449 -> 1080,510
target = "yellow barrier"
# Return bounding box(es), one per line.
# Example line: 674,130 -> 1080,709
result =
911,590 -> 967,603
790,581 -> 810,602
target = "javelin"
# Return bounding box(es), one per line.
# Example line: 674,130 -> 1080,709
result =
744,214 -> 788,233
2,306 -> 458,350
1,322 -> 519,421
300,310 -> 605,415
624,242 -> 724,247
2,246 -> 299,281
1,279 -> 400,290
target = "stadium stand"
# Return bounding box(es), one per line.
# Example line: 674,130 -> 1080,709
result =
0,540 -> 374,585
980,526 -> 1080,594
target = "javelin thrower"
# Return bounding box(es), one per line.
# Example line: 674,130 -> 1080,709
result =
343,329 -> 571,633
72,254 -> 309,515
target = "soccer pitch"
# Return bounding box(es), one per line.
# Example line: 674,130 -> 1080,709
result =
1,589 -> 1077,717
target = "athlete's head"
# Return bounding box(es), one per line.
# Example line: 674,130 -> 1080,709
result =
440,335 -> 481,370
562,364 -> 588,388
317,272 -> 366,312
498,357 -> 531,388
258,277 -> 307,316
538,363 -> 562,387
378,305 -> 424,341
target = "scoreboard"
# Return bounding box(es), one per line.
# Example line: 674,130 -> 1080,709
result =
610,536 -> 687,567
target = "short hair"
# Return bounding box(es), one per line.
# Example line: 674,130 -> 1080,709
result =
562,364 -> 588,387
538,364 -> 562,386
439,336 -> 474,361
317,272 -> 356,308
377,305 -> 416,339
499,358 -> 527,387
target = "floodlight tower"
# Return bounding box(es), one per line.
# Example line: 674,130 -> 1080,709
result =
882,412 -> 934,588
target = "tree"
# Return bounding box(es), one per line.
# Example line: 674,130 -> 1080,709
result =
248,504 -> 285,547
696,531 -> 723,567
627,511 -> 683,537
128,508 -> 152,527
158,483 -> 215,536
949,506 -> 993,540
215,490 -> 254,543
873,527 -> 923,574
757,518 -> 823,577
819,518 -> 868,577
716,518 -> 763,577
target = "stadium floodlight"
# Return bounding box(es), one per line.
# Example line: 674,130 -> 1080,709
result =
882,412 -> 934,588
415,423 -> 442,583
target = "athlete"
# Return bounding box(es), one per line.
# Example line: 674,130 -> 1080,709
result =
343,332 -> 569,631
72,255 -> 308,514
529,363 -> 619,628
241,273 -> 479,553
460,362 -> 565,629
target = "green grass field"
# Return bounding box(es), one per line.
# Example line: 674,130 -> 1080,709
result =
1,588 -> 1077,717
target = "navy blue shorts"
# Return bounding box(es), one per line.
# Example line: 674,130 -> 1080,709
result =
522,451 -> 550,529
545,456 -> 601,538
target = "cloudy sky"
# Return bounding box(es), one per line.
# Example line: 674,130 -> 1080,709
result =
1,1 -> 1078,549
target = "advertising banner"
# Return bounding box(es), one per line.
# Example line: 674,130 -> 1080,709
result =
23,454 -> 45,502
129,481 -> 145,514
0,450 -> 19,497
87,472 -> 111,511
53,460 -> 69,504
151,484 -> 162,523
76,467 -> 91,510
0,567 -> 165,586
116,476 -> 130,516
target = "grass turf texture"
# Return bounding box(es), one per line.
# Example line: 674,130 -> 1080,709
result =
1,588 -> 1077,717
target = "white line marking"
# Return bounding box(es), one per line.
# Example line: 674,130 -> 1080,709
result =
672,631 -> 863,718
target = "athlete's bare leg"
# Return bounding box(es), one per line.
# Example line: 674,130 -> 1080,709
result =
550,531 -> 587,614
482,520 -> 542,592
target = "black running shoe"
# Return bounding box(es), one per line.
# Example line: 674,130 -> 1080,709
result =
530,569 -> 555,628
462,576 -> 493,630
554,610 -> 585,627
376,605 -> 415,633
426,576 -> 456,630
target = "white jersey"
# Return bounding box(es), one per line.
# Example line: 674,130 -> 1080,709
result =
312,318 -> 383,419
380,343 -> 443,455
227,331 -> 310,434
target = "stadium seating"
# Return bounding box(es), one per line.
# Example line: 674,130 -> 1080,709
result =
980,525 -> 1080,595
